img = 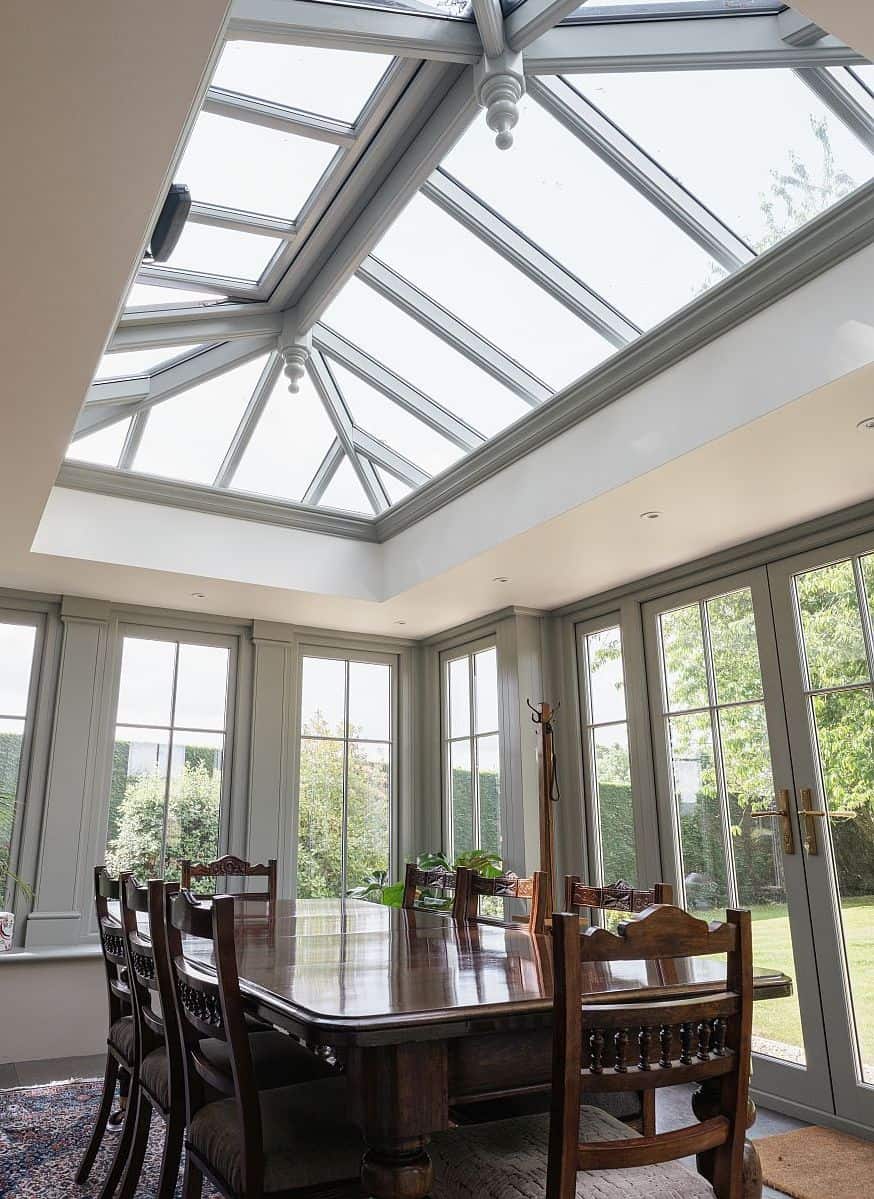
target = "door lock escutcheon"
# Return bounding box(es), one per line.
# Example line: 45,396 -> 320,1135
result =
749,788 -> 795,855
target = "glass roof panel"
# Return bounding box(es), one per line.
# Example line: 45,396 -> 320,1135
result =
94,345 -> 204,380
125,282 -> 228,309
179,113 -> 336,220
571,69 -> 874,251
442,94 -> 721,329
132,355 -> 269,485
211,41 -> 393,122
830,66 -> 874,119
373,193 -> 613,391
319,457 -> 372,515
66,419 -> 131,468
322,278 -> 530,437
564,0 -> 781,14
851,65 -> 874,91
231,370 -> 336,502
375,466 -> 412,506
161,223 -> 281,281
327,361 -> 462,475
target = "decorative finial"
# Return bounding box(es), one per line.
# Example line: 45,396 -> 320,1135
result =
475,51 -> 525,151
278,315 -> 312,394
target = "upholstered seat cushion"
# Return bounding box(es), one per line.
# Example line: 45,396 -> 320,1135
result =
187,1076 -> 365,1194
141,1032 -> 335,1111
108,1015 -> 136,1063
429,1106 -> 716,1199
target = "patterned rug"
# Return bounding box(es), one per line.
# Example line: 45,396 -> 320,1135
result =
0,1079 -> 220,1198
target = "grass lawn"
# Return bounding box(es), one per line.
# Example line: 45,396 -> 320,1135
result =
700,896 -> 874,1077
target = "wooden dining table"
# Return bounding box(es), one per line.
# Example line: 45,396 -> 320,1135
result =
183,898 -> 791,1199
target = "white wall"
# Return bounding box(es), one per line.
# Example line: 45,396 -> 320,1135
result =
0,955 -> 107,1064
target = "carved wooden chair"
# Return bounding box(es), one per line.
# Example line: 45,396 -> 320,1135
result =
455,867 -> 548,934
563,876 -> 674,924
401,861 -> 459,914
180,854 -> 277,904
428,904 -> 752,1199
76,867 -> 135,1189
167,890 -> 365,1199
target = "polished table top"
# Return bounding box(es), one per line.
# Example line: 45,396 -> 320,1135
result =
181,898 -> 791,1041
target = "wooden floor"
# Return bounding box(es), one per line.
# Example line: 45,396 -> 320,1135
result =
1,1056 -> 808,1198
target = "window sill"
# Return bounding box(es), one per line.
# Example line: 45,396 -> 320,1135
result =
0,945 -> 102,964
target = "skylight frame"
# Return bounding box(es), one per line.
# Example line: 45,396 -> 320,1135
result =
68,4 -> 874,533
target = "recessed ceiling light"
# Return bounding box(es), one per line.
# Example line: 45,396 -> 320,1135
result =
640,510 -> 662,521
857,416 -> 874,432
493,576 -> 510,583
191,592 -> 207,599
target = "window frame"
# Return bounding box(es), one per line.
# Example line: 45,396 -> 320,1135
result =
0,607 -> 45,912
100,622 -> 240,878
440,635 -> 502,861
294,643 -> 399,898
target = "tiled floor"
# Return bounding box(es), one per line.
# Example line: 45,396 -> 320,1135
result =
657,1083 -> 808,1199
1,1058 -> 809,1197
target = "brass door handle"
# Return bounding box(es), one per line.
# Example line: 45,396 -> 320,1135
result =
799,789 -> 822,855
749,789 -> 795,855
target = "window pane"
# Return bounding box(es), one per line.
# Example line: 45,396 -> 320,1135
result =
105,728 -> 171,878
125,282 -> 226,309
586,626 -> 625,724
66,419 -> 130,468
349,662 -> 391,741
474,647 -> 498,734
95,346 -> 200,380
323,278 -> 529,437
593,723 -> 636,885
374,192 -> 612,390
0,718 -> 26,909
346,741 -> 391,889
116,638 -> 176,727
319,456 -> 372,515
133,355 -> 268,485
448,656 -> 470,739
450,739 -> 473,856
660,604 -> 709,712
327,362 -> 462,476
301,657 -> 346,737
796,560 -> 869,691
174,644 -> 230,731
179,113 -> 336,220
476,733 -> 501,855
211,41 -> 392,123
163,222 -> 280,282
232,370 -> 335,502
442,95 -> 720,329
297,738 -> 345,898
376,466 -> 412,506
164,731 -> 224,880
668,711 -> 729,909
574,69 -> 873,252
707,589 -> 763,705
0,624 -> 36,717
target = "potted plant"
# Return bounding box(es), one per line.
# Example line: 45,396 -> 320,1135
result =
0,871 -> 33,951
347,849 -> 503,909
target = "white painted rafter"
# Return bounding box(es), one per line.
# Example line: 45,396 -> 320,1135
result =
778,9 -> 828,48
204,87 -> 357,146
505,0 -> 585,53
188,201 -> 298,241
529,76 -> 754,271
308,349 -> 388,513
472,0 -> 505,60
423,171 -> 640,347
302,438 -> 344,505
112,308 -> 282,351
214,351 -> 283,486
795,67 -> 874,154
357,257 -> 549,406
351,427 -> 430,490
313,324 -> 484,452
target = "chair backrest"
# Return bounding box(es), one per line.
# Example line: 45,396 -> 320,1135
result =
547,904 -> 752,1199
401,861 -> 459,913
167,890 -> 264,1194
179,854 -> 277,904
455,867 -> 548,934
564,876 -> 673,924
93,866 -> 129,1022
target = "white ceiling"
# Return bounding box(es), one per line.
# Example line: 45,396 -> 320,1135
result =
3,1 -> 874,640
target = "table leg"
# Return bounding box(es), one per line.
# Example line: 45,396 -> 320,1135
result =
347,1042 -> 449,1199
692,1083 -> 762,1199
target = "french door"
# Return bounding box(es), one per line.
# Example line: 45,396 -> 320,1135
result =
644,541 -> 874,1130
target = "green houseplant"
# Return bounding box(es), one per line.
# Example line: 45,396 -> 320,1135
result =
1,793 -> 35,950
347,849 -> 503,909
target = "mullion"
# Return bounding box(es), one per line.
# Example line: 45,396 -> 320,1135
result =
158,642 -> 181,877
469,654 -> 480,851
340,660 -> 351,901
0,712 -> 26,722
852,556 -> 874,695
582,635 -> 607,888
700,600 -> 740,909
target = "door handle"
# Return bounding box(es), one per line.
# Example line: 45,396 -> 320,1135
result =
797,788 -> 858,855
749,788 -> 795,855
